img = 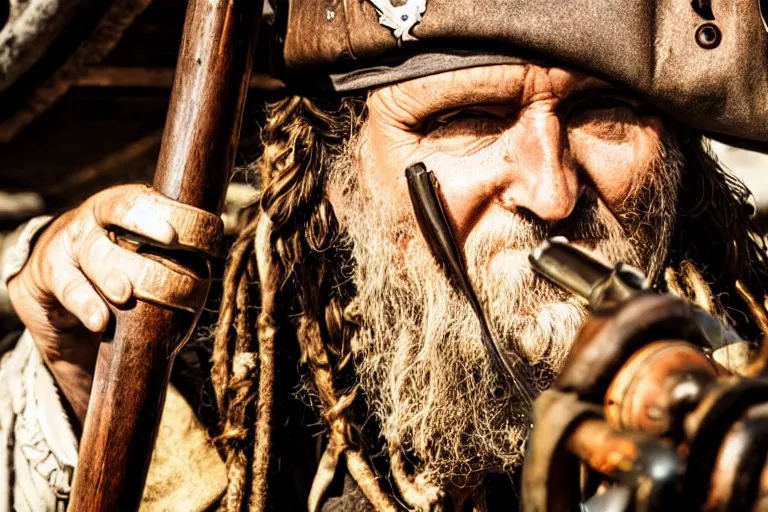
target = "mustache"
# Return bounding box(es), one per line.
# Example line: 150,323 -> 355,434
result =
468,192 -> 616,259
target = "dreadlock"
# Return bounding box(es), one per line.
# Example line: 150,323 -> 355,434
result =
212,95 -> 396,512
212,94 -> 768,512
662,129 -> 768,351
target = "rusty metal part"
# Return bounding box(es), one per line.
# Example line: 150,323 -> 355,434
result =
524,240 -> 768,511
528,329 -> 768,511
567,419 -> 684,512
523,389 -> 685,512
683,379 -> 768,510
595,346 -> 768,510
556,293 -> 711,402
523,390 -> 599,511
604,340 -> 721,437
566,418 -> 640,477
704,404 -> 768,511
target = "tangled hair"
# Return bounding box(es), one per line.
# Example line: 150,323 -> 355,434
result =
211,95 -> 768,511
663,128 -> 768,341
212,95 -> 399,512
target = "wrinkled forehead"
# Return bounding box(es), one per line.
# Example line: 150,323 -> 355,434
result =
374,63 -> 615,106
328,49 -> 609,95
363,62 -> 627,130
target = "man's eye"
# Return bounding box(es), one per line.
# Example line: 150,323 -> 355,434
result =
566,95 -> 643,140
423,109 -> 506,134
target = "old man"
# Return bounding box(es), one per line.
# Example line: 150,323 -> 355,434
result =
3,0 -> 768,510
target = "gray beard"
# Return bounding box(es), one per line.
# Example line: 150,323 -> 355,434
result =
326,139 -> 683,487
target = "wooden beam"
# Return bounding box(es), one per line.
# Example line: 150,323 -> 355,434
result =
37,128 -> 163,196
74,66 -> 285,90
0,0 -> 155,143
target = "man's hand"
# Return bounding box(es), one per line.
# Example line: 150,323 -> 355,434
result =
7,184 -> 218,424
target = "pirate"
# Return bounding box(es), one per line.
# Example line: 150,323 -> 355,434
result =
3,0 -> 768,510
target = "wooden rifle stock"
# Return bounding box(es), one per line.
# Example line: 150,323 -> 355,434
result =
68,0 -> 261,508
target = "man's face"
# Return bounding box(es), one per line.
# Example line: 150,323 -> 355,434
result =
327,63 -> 682,486
364,64 -> 666,253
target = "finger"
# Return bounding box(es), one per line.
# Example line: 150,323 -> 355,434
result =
90,185 -> 176,246
78,232 -> 207,311
129,255 -> 210,312
77,234 -> 134,305
90,184 -> 222,254
47,259 -> 111,333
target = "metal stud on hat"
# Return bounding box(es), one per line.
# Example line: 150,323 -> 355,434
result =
365,0 -> 427,43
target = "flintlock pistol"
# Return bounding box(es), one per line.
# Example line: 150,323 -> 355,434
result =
525,238 -> 768,512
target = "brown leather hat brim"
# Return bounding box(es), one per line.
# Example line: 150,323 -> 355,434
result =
281,0 -> 768,149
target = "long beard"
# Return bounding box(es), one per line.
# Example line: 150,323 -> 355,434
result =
327,141 -> 683,486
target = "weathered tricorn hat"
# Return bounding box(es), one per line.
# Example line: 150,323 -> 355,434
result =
271,0 -> 768,149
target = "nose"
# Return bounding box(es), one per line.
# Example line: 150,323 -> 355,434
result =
499,111 -> 580,222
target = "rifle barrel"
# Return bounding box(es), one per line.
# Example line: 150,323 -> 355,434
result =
68,0 -> 260,508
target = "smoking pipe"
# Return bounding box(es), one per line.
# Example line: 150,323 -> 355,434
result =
405,162 -> 537,407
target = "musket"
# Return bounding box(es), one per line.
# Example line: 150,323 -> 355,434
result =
67,0 -> 261,507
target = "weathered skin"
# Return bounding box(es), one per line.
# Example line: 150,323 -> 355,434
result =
363,64 -> 665,245
6,63 -> 667,428
7,184 -> 212,423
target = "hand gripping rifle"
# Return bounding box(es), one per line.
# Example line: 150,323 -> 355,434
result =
67,0 -> 261,508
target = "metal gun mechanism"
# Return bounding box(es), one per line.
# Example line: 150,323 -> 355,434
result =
523,238 -> 768,512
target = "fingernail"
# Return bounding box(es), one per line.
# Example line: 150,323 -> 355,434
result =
157,221 -> 176,245
144,220 -> 175,246
88,309 -> 108,332
126,205 -> 176,245
105,274 -> 128,302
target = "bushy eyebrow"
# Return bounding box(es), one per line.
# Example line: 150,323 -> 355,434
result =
389,67 -> 616,128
